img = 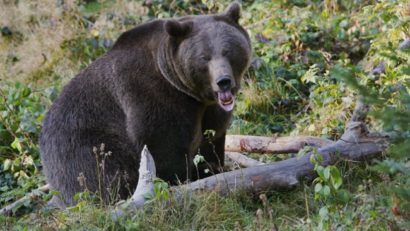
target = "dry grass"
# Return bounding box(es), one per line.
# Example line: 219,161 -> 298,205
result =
1,1 -> 79,82
0,0 -> 145,85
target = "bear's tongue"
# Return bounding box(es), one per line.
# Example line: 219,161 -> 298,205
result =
217,91 -> 235,112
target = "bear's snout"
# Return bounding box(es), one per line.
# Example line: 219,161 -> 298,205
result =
209,58 -> 234,91
216,75 -> 232,91
214,75 -> 236,112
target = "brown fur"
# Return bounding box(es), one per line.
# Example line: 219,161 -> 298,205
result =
40,3 -> 251,207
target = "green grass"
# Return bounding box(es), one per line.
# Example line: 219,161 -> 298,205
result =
0,166 -> 398,230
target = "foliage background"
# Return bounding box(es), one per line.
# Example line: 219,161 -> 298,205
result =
0,0 -> 409,230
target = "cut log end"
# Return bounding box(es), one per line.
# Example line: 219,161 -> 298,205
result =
112,145 -> 157,218
131,145 -> 156,204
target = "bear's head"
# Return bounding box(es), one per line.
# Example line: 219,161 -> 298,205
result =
158,2 -> 251,112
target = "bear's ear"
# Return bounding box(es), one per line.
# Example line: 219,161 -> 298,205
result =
165,20 -> 193,38
224,2 -> 241,23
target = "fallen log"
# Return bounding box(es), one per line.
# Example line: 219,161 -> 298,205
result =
225,135 -> 334,154
1,121 -> 388,215
117,120 -> 388,213
1,122 -> 387,216
179,121 -> 388,195
225,152 -> 264,167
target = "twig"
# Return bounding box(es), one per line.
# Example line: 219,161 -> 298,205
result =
0,185 -> 50,216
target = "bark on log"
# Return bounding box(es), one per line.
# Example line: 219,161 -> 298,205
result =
225,135 -> 334,154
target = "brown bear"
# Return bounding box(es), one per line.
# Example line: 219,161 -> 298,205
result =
40,2 -> 251,207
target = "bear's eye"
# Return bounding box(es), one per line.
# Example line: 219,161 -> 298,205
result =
201,55 -> 211,61
221,49 -> 229,56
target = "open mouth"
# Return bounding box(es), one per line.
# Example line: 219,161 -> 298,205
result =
217,90 -> 235,112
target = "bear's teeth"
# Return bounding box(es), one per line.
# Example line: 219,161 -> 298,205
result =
217,91 -> 235,111
222,98 -> 233,105
217,96 -> 235,112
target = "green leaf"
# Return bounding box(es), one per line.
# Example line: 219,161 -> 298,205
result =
3,159 -> 11,171
11,137 -> 22,153
301,64 -> 319,84
21,87 -> 31,97
50,190 -> 61,196
319,206 -> 329,219
193,154 -> 205,167
68,206 -> 79,213
143,192 -> 154,201
81,2 -> 102,14
336,190 -> 351,203
314,183 -> 323,193
310,154 -> 317,165
14,82 -> 22,89
323,167 -> 330,180
323,185 -> 331,197
203,129 -> 216,139
316,165 -> 325,179
23,155 -> 34,167
18,170 -> 28,179
329,166 -> 343,189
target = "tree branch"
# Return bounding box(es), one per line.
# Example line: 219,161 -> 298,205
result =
225,135 -> 334,154
0,185 -> 50,216
225,152 -> 264,167
350,96 -> 369,123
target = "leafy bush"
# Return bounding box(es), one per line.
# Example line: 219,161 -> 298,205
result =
0,82 -> 58,208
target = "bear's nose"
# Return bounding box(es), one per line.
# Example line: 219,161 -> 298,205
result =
216,76 -> 232,91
